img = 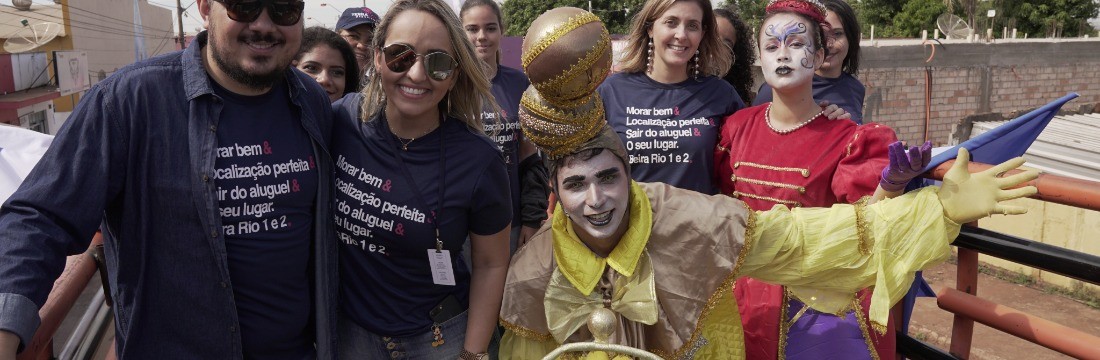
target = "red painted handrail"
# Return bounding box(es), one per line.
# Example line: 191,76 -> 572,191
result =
16,233 -> 103,360
936,287 -> 1100,359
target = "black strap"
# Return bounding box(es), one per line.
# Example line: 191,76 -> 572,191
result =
374,113 -> 447,251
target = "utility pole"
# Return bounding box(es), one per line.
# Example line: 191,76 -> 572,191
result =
176,0 -> 186,49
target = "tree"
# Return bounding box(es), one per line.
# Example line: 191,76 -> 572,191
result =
717,0 -> 768,32
853,0 -> 905,37
1000,0 -> 1100,37
502,0 -> 645,36
891,0 -> 948,37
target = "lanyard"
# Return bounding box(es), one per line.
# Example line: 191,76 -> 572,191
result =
377,113 -> 447,252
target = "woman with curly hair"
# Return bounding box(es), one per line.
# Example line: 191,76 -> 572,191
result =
714,7 -> 757,104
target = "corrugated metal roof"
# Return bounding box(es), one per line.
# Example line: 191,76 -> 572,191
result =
971,113 -> 1100,182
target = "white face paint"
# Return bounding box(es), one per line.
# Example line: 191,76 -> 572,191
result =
759,13 -> 819,92
555,150 -> 630,250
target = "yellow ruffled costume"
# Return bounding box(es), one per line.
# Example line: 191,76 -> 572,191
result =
498,181 -> 959,359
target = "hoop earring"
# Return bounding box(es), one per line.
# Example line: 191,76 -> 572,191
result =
692,50 -> 700,80
646,38 -> 654,74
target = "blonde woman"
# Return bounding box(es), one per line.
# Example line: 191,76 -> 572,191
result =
330,0 -> 510,357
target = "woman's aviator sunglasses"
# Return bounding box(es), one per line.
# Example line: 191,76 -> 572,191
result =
212,0 -> 305,27
381,43 -> 458,81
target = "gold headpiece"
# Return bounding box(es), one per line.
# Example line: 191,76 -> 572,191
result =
519,7 -> 624,162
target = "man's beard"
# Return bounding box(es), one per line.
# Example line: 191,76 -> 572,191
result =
209,29 -> 288,91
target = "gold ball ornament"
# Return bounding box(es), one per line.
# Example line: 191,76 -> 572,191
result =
521,7 -> 612,104
587,307 -> 618,343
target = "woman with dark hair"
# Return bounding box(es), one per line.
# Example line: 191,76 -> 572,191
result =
329,0 -> 511,357
294,26 -> 360,102
752,0 -> 867,123
460,0 -> 547,251
714,7 -> 757,103
716,0 -> 930,359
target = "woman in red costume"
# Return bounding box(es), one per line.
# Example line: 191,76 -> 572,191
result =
714,1 -> 931,359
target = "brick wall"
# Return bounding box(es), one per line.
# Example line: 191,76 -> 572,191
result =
855,40 -> 1100,144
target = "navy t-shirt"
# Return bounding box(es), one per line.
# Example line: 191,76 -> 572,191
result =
330,105 -> 511,336
754,73 -> 867,124
482,65 -> 529,227
598,72 -> 744,195
212,81 -> 317,359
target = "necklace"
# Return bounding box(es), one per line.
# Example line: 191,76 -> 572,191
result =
390,126 -> 435,151
765,103 -> 824,134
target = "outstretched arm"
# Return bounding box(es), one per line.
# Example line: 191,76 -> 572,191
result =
739,148 -> 1037,330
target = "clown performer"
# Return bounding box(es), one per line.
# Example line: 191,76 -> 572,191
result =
498,7 -> 1038,359
715,1 -> 928,358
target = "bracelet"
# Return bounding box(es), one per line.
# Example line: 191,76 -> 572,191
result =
459,349 -> 488,360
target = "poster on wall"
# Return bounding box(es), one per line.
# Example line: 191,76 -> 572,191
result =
54,50 -> 89,96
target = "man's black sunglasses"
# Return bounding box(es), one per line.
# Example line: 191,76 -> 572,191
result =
212,0 -> 305,26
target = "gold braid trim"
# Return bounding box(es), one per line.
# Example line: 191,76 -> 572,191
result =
521,12 -> 601,69
853,296 -> 883,360
499,317 -> 555,342
732,191 -> 802,208
853,196 -> 871,256
519,95 -> 606,159
729,174 -> 806,194
871,321 -> 888,335
651,203 -> 758,360
734,161 -> 810,177
778,290 -> 790,360
847,132 -> 860,157
715,144 -> 730,153
532,29 -> 611,102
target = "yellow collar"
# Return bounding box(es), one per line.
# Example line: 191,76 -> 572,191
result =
552,180 -> 653,296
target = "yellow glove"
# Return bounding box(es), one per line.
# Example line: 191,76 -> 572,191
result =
938,148 -> 1039,224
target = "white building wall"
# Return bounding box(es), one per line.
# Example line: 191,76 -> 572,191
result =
67,0 -> 174,83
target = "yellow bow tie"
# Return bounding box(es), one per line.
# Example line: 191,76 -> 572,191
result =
544,252 -> 659,344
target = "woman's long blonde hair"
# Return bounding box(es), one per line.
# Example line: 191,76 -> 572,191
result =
618,0 -> 732,79
360,0 -> 495,132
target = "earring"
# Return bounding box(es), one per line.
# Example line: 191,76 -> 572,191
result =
646,38 -> 654,74
692,50 -> 700,80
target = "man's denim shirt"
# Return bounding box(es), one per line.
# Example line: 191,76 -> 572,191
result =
0,32 -> 337,359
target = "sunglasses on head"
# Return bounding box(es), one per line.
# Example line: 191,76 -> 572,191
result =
381,43 -> 458,81
212,0 -> 305,27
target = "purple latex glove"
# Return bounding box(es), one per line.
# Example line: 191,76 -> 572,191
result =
880,140 -> 933,192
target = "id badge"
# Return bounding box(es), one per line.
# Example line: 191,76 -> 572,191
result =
428,249 -> 456,286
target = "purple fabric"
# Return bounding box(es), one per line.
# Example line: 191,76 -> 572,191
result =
784,298 -> 875,360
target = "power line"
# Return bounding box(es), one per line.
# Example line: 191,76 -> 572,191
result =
13,11 -> 176,40
29,0 -> 174,34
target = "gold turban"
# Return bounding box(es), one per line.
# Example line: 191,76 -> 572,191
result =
518,7 -> 626,164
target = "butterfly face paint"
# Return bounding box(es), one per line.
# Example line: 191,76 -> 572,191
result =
759,13 -> 819,92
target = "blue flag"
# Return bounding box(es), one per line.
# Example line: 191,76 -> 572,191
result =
922,93 -> 1079,171
900,93 -> 1077,335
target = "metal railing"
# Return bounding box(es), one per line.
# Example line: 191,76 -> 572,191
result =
16,233 -> 113,360
898,160 -> 1100,359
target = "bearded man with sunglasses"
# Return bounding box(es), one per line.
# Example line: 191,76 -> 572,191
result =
0,0 -> 337,359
